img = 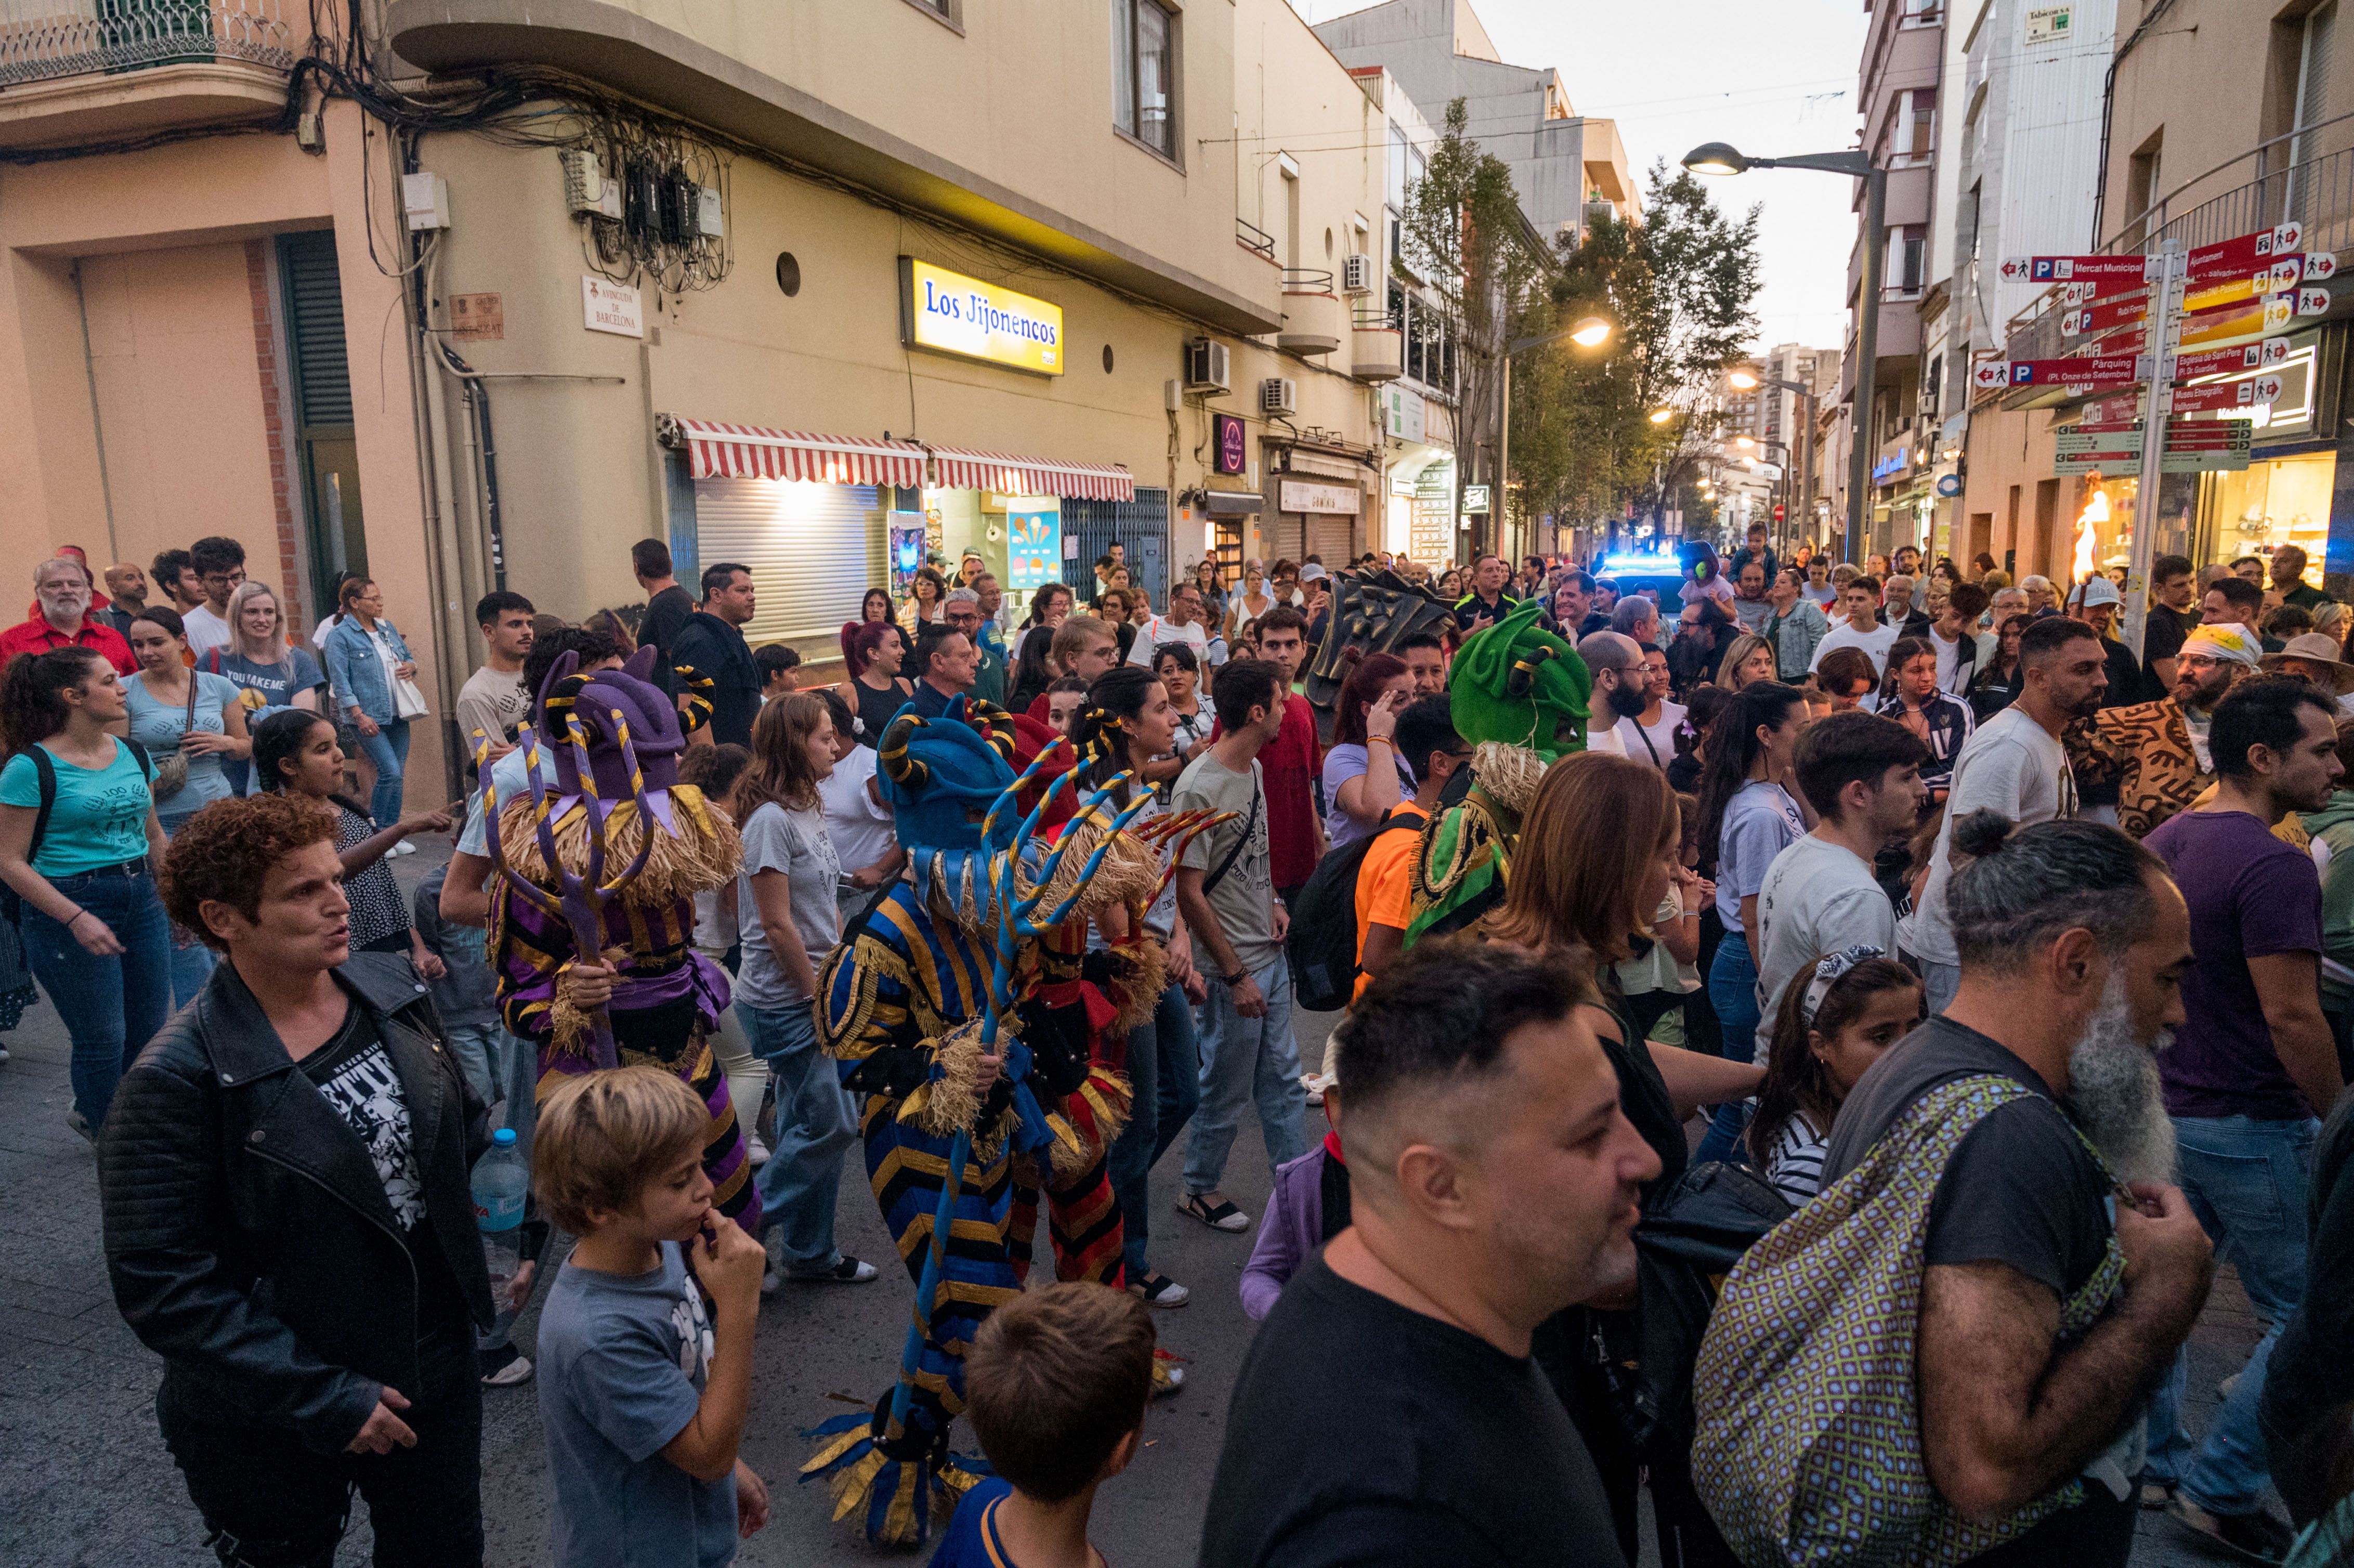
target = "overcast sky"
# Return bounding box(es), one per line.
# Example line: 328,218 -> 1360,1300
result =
1288,0 -> 1871,356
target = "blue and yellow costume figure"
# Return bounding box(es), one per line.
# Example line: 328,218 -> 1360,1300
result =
803,698 -> 1189,1547
1408,597 -> 1593,943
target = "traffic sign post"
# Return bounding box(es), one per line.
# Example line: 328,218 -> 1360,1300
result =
2122,242 -> 2182,660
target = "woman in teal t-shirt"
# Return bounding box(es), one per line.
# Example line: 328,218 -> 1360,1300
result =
0,645 -> 172,1138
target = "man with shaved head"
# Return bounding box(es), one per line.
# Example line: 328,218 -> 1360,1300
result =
1199,943 -> 1654,1567
1577,630 -> 1646,758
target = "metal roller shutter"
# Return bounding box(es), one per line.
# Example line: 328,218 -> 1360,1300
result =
690,478 -> 887,654
1309,509 -> 1357,567
1063,489 -> 1172,603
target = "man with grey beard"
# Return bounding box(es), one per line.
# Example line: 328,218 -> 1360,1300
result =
1819,813 -> 2212,1567
2141,675 -> 2345,1561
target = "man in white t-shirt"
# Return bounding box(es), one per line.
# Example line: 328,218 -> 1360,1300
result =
1615,642 -> 1684,769
1809,574 -> 1902,677
1754,711 -> 1931,1054
1127,581 -> 1212,666
1900,617 -> 2110,1011
181,535 -> 246,659
1576,630 -> 1647,759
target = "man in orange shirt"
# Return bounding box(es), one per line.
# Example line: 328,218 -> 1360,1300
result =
1338,697 -> 1468,1075
0,556 -> 137,674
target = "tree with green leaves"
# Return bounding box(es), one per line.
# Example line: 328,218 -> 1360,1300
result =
1513,160 -> 1762,547
1394,98 -> 1552,542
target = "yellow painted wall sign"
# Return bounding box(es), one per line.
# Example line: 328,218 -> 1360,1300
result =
899,257 -> 1065,375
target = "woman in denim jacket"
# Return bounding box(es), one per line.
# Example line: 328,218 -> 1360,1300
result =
322,577 -> 421,834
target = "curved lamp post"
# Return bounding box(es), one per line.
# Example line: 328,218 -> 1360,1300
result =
1684,142 -> 1885,565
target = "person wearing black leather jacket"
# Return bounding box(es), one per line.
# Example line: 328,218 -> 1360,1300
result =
98,793 -> 497,1567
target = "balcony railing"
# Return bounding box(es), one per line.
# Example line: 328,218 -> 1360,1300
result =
1992,113 -> 2354,397
2107,108 -> 2354,261
0,0 -> 294,87
1235,215 -> 1275,263
1280,267 -> 1332,296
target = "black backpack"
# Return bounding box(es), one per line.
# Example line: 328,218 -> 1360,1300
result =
0,739 -> 155,924
1284,808 -> 1419,1013
1596,1159 -> 1794,1453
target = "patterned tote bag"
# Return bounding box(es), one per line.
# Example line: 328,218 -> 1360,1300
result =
1691,1075 -> 2127,1567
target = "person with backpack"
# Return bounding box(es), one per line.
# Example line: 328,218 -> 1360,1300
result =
1320,654 -> 1414,852
1475,750 -> 1768,1566
0,646 -> 171,1138
1695,815 -> 2215,1568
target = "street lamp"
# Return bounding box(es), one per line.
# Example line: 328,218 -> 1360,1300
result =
1684,140 -> 1886,565
1728,363 -> 1823,559
1567,315 -> 1612,347
1649,407 -> 1677,424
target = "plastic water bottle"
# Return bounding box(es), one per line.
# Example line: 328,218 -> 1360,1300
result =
472,1128 -> 528,1294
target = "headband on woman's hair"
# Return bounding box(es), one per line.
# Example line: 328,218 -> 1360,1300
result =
1800,944 -> 1887,1030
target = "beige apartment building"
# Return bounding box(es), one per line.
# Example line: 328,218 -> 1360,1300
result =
1964,0 -> 2354,590
0,0 -> 1431,802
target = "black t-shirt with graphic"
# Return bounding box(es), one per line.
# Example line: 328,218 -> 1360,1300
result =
302,1003 -> 471,1362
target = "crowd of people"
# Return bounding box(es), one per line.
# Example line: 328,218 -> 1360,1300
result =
4,524 -> 2352,1568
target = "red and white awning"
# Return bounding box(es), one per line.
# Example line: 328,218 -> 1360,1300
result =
669,419 -> 926,488
926,445 -> 1135,502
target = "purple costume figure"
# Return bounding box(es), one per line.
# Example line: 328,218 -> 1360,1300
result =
484,646 -> 758,1230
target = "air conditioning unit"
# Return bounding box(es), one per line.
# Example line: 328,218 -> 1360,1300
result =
1184,338 -> 1232,395
1261,376 -> 1298,415
1342,252 -> 1376,293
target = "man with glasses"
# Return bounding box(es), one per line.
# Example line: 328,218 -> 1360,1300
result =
2077,624 -> 2263,841
181,536 -> 247,660
1615,643 -> 1683,770
941,587 -> 1004,706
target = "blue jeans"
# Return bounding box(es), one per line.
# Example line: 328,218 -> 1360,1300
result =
2153,1114 -> 2320,1515
157,811 -> 218,1007
742,1000 -> 857,1273
1697,936 -> 1761,1165
352,718 -> 411,832
19,866 -> 174,1127
1184,953 -> 1306,1197
1108,982 -> 1201,1276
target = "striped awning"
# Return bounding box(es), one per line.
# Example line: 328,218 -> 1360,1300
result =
926,445 -> 1135,501
665,417 -> 926,488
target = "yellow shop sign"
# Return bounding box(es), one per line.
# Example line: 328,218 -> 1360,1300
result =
899,257 -> 1065,375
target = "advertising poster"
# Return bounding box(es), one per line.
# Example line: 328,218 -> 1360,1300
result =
1007,504 -> 1062,590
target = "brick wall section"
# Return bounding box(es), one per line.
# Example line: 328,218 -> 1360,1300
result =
243,238 -> 306,625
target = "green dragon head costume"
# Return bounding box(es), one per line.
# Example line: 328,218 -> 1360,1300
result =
1408,597 -> 1593,942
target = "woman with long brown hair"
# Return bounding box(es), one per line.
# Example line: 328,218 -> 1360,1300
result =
733,692 -> 873,1285
1474,750 -> 1762,1566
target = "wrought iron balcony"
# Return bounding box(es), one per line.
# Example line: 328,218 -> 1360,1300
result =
0,0 -> 294,87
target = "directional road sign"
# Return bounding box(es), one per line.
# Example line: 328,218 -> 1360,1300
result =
2167,374 -> 2284,414
2170,337 -> 2292,379
2000,254 -> 2156,283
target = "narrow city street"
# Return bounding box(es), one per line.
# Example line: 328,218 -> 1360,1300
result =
0,843 -> 2269,1568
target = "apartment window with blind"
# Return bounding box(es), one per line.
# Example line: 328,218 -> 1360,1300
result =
1886,225 -> 1926,294
2290,3 -> 2337,222
1111,0 -> 1178,161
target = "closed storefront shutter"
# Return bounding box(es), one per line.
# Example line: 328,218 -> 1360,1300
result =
1310,509 -> 1357,566
690,479 -> 886,652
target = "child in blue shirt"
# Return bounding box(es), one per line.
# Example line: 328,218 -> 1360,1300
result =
535,1067 -> 770,1567
926,1283 -> 1156,1568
